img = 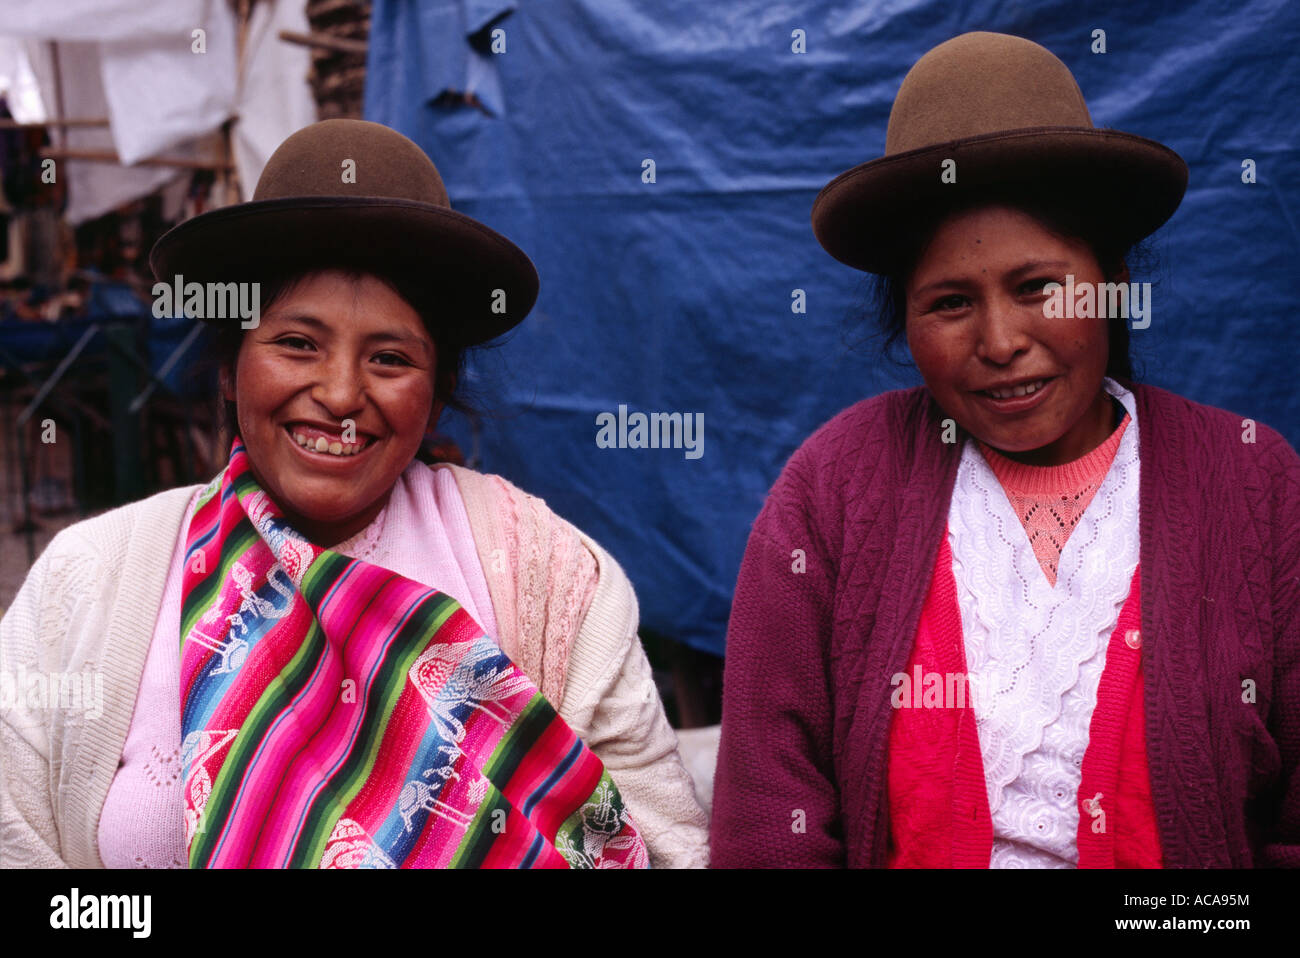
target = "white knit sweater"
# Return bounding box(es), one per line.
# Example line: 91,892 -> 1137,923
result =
0,464 -> 709,869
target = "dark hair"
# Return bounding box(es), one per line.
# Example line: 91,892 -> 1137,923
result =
209,266 -> 478,465
858,183 -> 1156,384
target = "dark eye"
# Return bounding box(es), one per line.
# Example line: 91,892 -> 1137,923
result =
276,335 -> 313,350
1020,277 -> 1056,295
372,352 -> 411,367
930,294 -> 968,312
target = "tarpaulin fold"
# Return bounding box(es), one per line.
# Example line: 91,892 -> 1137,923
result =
366,0 -> 1300,656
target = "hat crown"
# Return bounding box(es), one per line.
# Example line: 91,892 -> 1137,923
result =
885,31 -> 1093,155
251,118 -> 450,206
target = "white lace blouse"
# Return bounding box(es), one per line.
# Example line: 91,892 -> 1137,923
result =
946,377 -> 1141,868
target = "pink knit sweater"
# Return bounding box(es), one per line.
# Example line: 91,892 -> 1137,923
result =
978,411 -> 1130,585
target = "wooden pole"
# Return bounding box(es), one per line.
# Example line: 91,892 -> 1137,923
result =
223,0 -> 255,203
38,147 -> 234,171
48,41 -> 66,149
277,30 -> 369,56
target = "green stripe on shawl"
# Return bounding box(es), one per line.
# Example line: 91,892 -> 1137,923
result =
447,789 -> 512,868
189,618 -> 328,864
289,564 -> 461,867
179,519 -> 259,643
481,694 -> 552,787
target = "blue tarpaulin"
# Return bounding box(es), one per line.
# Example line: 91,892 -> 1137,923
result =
365,0 -> 1300,656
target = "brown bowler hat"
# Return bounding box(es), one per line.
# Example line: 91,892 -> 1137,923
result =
812,32 -> 1188,274
150,119 -> 538,345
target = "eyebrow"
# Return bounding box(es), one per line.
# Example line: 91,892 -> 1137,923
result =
268,312 -> 431,352
911,260 -> 1073,297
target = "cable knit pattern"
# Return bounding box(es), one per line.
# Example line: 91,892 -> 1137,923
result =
434,466 -> 597,708
442,465 -> 708,867
949,379 -> 1141,866
711,381 -> 1300,868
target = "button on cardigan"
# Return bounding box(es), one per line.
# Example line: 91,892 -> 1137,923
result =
711,381 -> 1300,867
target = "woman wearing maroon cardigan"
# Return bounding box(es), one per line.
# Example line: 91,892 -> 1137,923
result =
711,32 -> 1300,867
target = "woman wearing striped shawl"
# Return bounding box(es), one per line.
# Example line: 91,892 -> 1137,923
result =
0,120 -> 707,870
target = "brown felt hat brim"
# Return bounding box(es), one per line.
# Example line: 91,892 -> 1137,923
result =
812,127 -> 1188,275
149,196 -> 539,347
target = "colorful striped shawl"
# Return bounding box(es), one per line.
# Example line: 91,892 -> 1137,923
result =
178,439 -> 649,869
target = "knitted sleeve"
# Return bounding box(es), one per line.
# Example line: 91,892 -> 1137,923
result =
434,463 -> 586,705
711,444 -> 844,867
438,462 -> 710,867
558,539 -> 711,869
1260,429 -> 1300,866
0,537 -> 72,868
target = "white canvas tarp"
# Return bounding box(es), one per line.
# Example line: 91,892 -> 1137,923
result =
2,0 -> 313,223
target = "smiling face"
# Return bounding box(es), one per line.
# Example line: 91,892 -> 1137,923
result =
904,204 -> 1118,466
222,270 -> 440,546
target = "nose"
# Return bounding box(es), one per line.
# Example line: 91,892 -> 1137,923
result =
974,295 -> 1032,366
310,351 -> 366,420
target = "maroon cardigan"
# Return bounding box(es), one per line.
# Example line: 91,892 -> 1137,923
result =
711,382 -> 1300,867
